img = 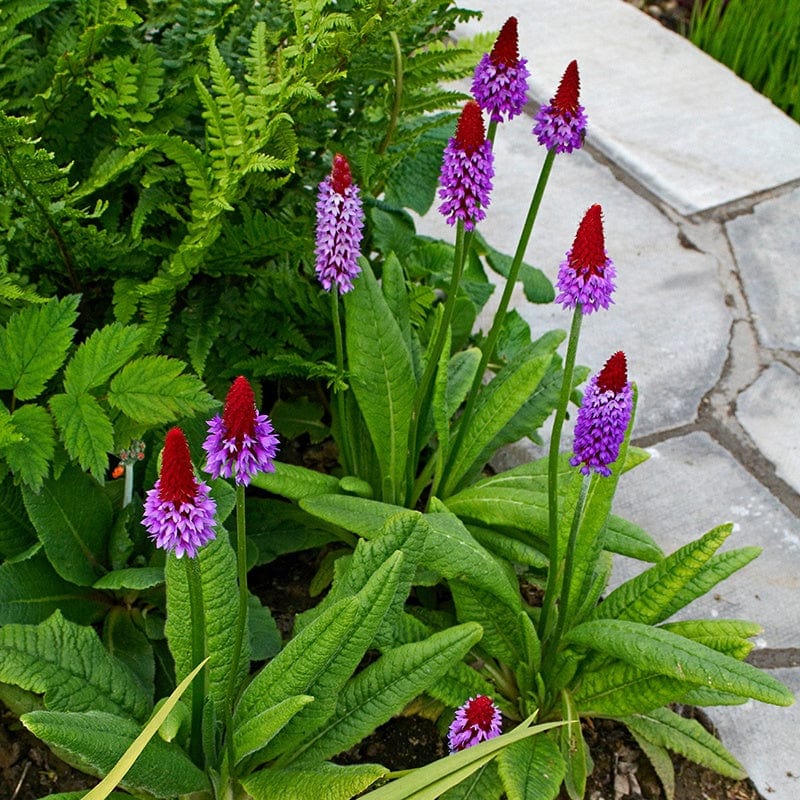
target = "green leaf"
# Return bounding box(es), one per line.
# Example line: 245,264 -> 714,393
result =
270,396 -> 329,443
0,474 -> 37,558
241,762 -> 387,800
560,691 -> 590,800
103,607 -> 154,695
0,611 -> 151,721
248,593 -> 282,661
290,622 -> 483,764
63,323 -> 146,394
0,295 -> 79,401
22,710 -> 208,798
604,515 -> 664,562
22,464 -> 111,586
2,403 -> 55,491
496,732 -> 566,800
93,567 -> 165,591
344,260 -> 415,503
628,728 -> 675,800
251,461 -> 340,501
622,706 -> 745,779
440,761 -> 503,800
50,392 -> 114,477
660,619 -> 762,661
233,695 -> 314,767
108,356 -> 215,424
564,619 -> 795,706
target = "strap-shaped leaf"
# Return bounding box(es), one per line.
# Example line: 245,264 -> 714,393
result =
251,462 -> 340,501
497,731 -> 566,800
241,762 -> 387,800
660,619 -> 761,661
621,706 -> 745,779
233,695 -> 314,767
0,611 -> 150,721
564,619 -> 794,706
440,762 -> 503,800
604,515 -> 663,563
50,392 -> 114,478
62,323 -> 145,394
628,728 -> 675,800
93,567 -> 165,591
344,261 -> 415,504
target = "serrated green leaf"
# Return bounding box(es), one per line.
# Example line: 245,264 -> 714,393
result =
0,403 -> 23,448
0,474 -> 37,558
50,392 -> 114,477
108,356 -> 215,423
0,295 -> 79,401
93,567 -> 165,591
63,323 -> 146,394
497,732 -> 566,800
0,611 -> 150,720
22,710 -> 208,798
2,403 -> 55,491
241,762 -> 387,800
660,619 -> 761,661
22,464 -> 111,586
251,461 -> 340,501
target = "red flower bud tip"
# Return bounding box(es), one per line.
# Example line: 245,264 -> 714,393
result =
455,100 -> 486,156
159,428 -> 198,506
223,375 -> 257,444
569,204 -> 606,276
464,695 -> 497,730
553,59 -> 581,115
597,351 -> 628,394
491,17 -> 520,67
331,153 -> 353,195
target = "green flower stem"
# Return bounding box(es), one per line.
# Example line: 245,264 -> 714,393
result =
378,32 -> 404,157
441,148 -> 556,490
123,463 -> 134,508
538,306 -> 583,642
185,555 -> 207,768
331,286 -> 353,475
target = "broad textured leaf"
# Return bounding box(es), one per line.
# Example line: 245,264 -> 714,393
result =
108,356 -> 215,423
0,611 -> 150,720
440,761 -> 503,800
63,323 -> 146,394
564,619 -> 794,706
289,622 -> 483,764
241,762 -> 386,800
660,619 -> 761,661
248,593 -> 282,661
50,392 -> 114,477
251,461 -> 340,501
233,695 -> 314,766
444,485 -> 548,541
622,707 -> 745,779
0,404 -> 23,448
165,532 -> 245,723
497,732 -> 566,800
103,608 -> 154,696
604,515 -> 664,562
22,710 -> 207,798
628,729 -> 675,800
300,493 -> 404,539
2,404 -> 55,491
93,567 -> 165,591
22,464 -> 111,586
344,261 -> 415,503
0,550 -> 105,625
0,295 -> 79,400
270,396 -> 329,443
468,525 -> 547,569
0,474 -> 37,557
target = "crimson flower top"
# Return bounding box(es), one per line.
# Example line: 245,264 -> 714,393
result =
448,695 -> 503,752
471,17 -> 530,122
203,376 -> 279,486
143,427 -> 217,558
556,204 -> 616,314
533,60 -> 588,153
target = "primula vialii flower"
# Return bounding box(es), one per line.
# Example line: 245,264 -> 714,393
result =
314,153 -> 364,293
556,203 -> 616,314
143,427 -> 217,559
471,16 -> 530,123
447,695 -> 503,753
533,59 -> 587,153
571,351 -> 633,477
203,375 -> 279,486
438,100 -> 495,230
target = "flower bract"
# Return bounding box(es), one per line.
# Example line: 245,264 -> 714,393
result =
447,695 -> 503,752
533,59 -> 588,153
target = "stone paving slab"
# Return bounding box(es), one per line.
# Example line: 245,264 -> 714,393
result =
452,0 -> 800,215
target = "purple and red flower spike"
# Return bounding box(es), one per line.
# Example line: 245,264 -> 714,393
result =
533,59 -> 588,153
143,427 -> 217,559
571,351 -> 633,477
438,100 -> 495,230
556,203 -> 616,314
314,153 -> 364,293
471,16 -> 530,123
203,375 -> 279,486
447,695 -> 503,753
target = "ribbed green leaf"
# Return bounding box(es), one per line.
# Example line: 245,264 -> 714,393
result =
344,261 -> 415,503
63,323 -> 145,394
435,344 -> 481,456
443,486 -> 548,540
440,761 -> 503,800
604,515 -> 664,563
290,622 -> 483,764
241,762 -> 387,800
0,550 -> 105,625
22,710 -> 208,798
93,567 -> 165,591
564,619 -> 794,706
107,355 -> 215,423
0,404 -> 23,449
2,403 -> 55,491
0,474 -> 37,557
468,525 -> 548,569
560,691 -> 589,800
22,464 -> 111,585
622,706 -> 745,779
628,728 -> 675,800
0,295 -> 79,401
300,493 -> 404,539
497,732 -> 566,800
233,695 -> 314,766
660,619 -> 761,661
0,611 -> 150,721
49,392 -> 114,477
165,532 -> 245,723
251,461 -> 340,500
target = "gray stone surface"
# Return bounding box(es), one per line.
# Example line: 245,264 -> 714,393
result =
727,187 -> 800,351
452,0 -> 800,214
737,363 -> 800,493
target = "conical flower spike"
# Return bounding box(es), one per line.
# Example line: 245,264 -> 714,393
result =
471,16 -> 530,122
533,59 -> 588,153
556,203 -> 616,314
203,375 -> 279,486
448,695 -> 503,752
143,427 -> 217,558
571,351 -> 633,476
314,153 -> 364,293
438,100 -> 495,230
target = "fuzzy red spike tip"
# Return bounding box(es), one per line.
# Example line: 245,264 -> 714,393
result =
455,100 -> 486,155
553,59 -> 580,114
491,17 -> 520,67
159,427 -> 197,505
331,153 -> 353,194
598,351 -> 628,393
223,375 -> 257,443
